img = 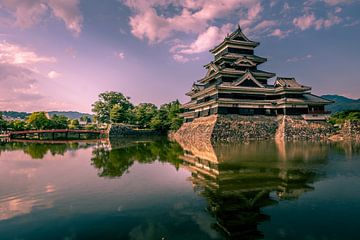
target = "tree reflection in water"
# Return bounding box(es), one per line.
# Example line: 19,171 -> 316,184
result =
90,136 -> 347,240
0,141 -> 94,159
91,137 -> 183,178
2,137 -> 359,239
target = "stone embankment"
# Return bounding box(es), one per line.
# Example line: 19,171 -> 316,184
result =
175,115 -> 342,143
212,115 -> 278,142
280,116 -> 335,140
341,121 -> 360,140
108,124 -> 160,138
329,120 -> 360,141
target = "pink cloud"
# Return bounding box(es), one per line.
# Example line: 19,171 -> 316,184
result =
293,14 -> 317,30
324,0 -> 353,6
124,0 -> 267,62
287,54 -> 313,62
247,20 -> 277,34
47,0 -> 83,35
239,2 -> 263,29
172,54 -> 190,63
0,41 -> 56,65
47,70 -> 60,79
177,24 -> 233,55
270,28 -> 290,38
170,24 -> 233,62
0,0 -> 83,35
335,7 -> 342,13
0,41 -> 69,112
115,51 -> 125,60
125,0 -> 261,43
293,13 -> 342,31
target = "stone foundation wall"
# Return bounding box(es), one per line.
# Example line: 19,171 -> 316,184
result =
212,115 -> 278,142
340,121 -> 360,140
281,116 -> 335,140
174,115 -> 216,143
175,115 -> 335,143
108,124 -> 160,138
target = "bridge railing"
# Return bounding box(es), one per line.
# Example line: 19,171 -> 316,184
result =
8,129 -> 108,139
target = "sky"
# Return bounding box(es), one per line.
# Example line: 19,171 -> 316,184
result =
0,0 -> 359,113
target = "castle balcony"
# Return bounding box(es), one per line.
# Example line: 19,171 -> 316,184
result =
182,101 -> 196,109
181,111 -> 195,119
308,110 -> 331,114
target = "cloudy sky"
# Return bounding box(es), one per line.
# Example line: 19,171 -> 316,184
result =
0,0 -> 359,113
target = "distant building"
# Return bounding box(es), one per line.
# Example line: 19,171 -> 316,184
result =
181,26 -> 332,122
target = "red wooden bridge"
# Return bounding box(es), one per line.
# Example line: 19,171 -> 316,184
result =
7,129 -> 108,140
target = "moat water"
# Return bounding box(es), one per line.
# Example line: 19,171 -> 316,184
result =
0,138 -> 360,240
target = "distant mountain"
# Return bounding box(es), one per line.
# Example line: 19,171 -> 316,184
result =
322,95 -> 360,113
0,111 -> 92,120
0,111 -> 29,120
48,111 -> 93,119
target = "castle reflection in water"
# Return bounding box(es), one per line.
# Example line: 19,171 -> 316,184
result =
174,137 -> 358,239
1,138 -> 360,239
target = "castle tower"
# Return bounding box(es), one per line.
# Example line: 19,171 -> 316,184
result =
182,26 -> 332,122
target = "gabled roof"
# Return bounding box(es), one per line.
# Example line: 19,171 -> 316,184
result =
228,25 -> 254,42
214,53 -> 267,64
302,94 -> 334,104
185,82 -> 205,96
275,77 -> 310,89
232,70 -> 265,88
234,56 -> 256,67
204,62 -> 219,77
209,26 -> 259,54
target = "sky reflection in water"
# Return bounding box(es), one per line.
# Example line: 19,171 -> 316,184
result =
0,138 -> 360,240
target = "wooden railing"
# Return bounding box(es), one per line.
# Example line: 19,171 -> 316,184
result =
8,129 -> 107,139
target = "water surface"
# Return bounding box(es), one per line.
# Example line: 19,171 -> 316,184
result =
0,138 -> 359,239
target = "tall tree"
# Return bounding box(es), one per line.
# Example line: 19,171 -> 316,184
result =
27,112 -> 52,130
132,103 -> 157,128
150,100 -> 183,132
92,91 -> 134,123
50,115 -> 69,129
0,114 -> 7,132
68,119 -> 80,129
8,120 -> 27,131
80,115 -> 91,123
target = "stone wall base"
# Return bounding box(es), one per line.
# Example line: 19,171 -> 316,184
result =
175,115 -> 335,143
108,124 -> 160,138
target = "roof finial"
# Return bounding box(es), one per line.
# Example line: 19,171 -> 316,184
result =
237,24 -> 242,31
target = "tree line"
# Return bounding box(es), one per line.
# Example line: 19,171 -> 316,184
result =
329,110 -> 360,124
91,91 -> 183,133
0,91 -> 183,133
0,112 -> 93,132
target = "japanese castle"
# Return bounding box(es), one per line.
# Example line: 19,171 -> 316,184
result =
182,26 -> 332,122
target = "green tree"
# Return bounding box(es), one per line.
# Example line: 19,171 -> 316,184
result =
132,103 -> 158,128
329,110 -> 360,124
68,119 -> 80,129
166,100 -> 184,130
92,91 -> 134,123
110,104 -> 133,123
50,115 -> 69,129
150,108 -> 169,132
8,120 -> 27,131
27,112 -> 52,130
150,100 -> 183,132
80,115 -> 91,123
0,114 -> 7,132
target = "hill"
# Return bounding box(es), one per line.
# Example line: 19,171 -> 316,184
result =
48,111 -> 93,119
0,111 -> 30,120
322,95 -> 360,113
1,111 -> 92,120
